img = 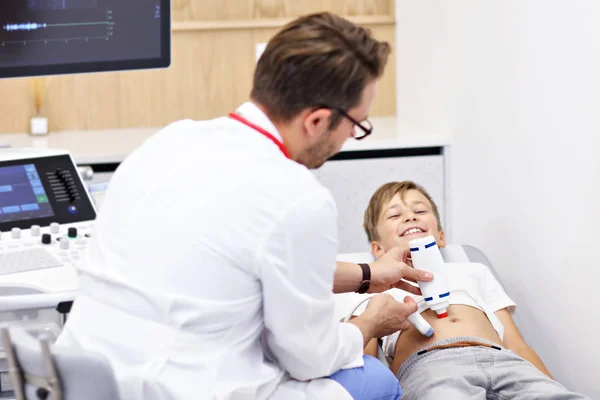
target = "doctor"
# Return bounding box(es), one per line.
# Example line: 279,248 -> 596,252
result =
57,12 -> 432,400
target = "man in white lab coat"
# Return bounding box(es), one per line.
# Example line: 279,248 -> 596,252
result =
57,12 -> 432,400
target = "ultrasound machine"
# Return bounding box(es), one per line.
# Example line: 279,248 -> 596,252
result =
0,1 -> 171,397
0,149 -> 96,395
0,148 -> 96,292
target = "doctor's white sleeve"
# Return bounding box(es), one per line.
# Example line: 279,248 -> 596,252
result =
255,187 -> 364,381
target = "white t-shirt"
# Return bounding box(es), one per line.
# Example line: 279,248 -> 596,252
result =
353,262 -> 516,361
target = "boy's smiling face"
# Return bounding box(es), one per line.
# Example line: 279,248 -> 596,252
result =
371,189 -> 445,259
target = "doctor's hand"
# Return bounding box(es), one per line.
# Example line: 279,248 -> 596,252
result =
368,246 -> 433,295
350,294 -> 418,343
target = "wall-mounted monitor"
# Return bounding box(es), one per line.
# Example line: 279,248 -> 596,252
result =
0,0 -> 171,78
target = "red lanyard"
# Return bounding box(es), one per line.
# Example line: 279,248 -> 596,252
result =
228,113 -> 291,159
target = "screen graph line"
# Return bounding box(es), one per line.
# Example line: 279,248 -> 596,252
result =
3,21 -> 112,31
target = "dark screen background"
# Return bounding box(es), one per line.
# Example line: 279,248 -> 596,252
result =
0,0 -> 169,77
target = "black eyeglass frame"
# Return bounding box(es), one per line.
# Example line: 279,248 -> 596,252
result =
314,105 -> 373,140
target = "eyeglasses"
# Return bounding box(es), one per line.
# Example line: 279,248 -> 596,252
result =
315,105 -> 373,140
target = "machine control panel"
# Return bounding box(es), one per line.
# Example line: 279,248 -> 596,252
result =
0,153 -> 96,232
0,221 -> 94,277
0,149 -> 96,285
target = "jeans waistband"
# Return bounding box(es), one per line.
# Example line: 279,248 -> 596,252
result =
396,336 -> 504,380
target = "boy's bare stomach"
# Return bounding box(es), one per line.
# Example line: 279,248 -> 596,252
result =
390,305 -> 502,374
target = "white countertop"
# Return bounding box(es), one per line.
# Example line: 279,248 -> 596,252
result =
0,117 -> 451,165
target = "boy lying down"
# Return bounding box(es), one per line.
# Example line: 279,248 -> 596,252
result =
352,181 -> 590,399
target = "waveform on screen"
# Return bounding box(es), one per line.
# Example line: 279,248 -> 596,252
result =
3,23 -> 48,32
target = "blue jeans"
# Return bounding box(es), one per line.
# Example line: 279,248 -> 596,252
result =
329,355 -> 401,400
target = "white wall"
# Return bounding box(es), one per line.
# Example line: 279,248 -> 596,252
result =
395,1 -> 600,397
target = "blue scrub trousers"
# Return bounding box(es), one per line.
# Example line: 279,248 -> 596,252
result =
329,355 -> 401,400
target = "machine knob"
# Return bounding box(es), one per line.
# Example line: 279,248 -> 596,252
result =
60,235 -> 70,249
50,222 -> 59,234
41,233 -> 52,245
31,225 -> 41,236
68,227 -> 77,238
77,166 -> 94,181
11,228 -> 21,239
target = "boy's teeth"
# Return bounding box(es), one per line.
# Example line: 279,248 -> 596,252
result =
404,228 -> 422,236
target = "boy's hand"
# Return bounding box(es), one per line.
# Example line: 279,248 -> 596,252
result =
368,246 -> 433,294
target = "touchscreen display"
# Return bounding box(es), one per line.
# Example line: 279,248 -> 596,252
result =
0,164 -> 55,223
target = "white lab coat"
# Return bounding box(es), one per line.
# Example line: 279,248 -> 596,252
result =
57,102 -> 364,400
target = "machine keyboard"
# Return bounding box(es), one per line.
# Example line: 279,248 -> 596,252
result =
0,248 -> 63,276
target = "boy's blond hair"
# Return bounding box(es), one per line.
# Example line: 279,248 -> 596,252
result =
363,181 -> 442,242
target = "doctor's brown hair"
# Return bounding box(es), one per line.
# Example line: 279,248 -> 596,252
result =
251,12 -> 390,129
363,181 -> 443,243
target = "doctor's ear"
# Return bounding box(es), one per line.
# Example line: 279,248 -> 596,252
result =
303,108 -> 332,138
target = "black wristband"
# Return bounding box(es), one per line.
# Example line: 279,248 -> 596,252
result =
356,263 -> 371,294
